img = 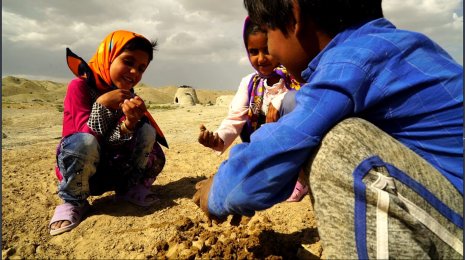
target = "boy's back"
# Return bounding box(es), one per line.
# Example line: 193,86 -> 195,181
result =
303,18 -> 463,192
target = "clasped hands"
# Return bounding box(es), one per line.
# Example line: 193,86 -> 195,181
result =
96,89 -> 146,131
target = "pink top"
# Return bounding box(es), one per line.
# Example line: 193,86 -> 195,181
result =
62,78 -> 95,137
214,73 -> 290,153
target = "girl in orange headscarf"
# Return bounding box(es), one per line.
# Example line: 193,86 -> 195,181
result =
49,30 -> 167,236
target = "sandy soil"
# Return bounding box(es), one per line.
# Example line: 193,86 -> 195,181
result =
2,101 -> 322,259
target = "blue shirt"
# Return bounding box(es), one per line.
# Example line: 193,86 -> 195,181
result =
208,18 -> 463,218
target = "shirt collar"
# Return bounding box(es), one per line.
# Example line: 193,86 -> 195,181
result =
301,18 -> 392,82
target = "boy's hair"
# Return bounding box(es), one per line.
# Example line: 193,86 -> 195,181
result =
122,37 -> 158,62
243,0 -> 383,37
244,22 -> 267,48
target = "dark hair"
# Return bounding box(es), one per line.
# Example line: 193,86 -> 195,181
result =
244,0 -> 383,37
122,37 -> 158,62
244,22 -> 267,48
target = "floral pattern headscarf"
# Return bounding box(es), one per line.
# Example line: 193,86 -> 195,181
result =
242,17 -> 300,139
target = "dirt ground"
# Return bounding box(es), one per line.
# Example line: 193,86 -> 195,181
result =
2,102 -> 322,259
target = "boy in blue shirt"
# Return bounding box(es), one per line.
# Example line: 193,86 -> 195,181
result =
194,0 -> 463,258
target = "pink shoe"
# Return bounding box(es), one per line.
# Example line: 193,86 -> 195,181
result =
286,180 -> 308,202
116,184 -> 159,207
49,202 -> 89,236
142,177 -> 156,189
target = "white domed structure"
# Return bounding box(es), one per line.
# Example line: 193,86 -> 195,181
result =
174,85 -> 199,106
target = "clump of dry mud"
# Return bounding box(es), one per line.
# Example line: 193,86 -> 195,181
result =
150,216 -> 320,259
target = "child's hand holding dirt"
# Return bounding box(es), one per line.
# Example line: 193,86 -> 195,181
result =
198,124 -> 224,150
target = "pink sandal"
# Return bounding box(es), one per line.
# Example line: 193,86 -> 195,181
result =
286,180 -> 309,202
49,202 -> 89,236
117,183 -> 159,207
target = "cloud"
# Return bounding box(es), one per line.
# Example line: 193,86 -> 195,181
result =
2,0 -> 462,89
383,0 -> 463,63
1,0 -> 250,89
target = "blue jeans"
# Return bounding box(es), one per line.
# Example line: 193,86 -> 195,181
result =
57,123 -> 158,205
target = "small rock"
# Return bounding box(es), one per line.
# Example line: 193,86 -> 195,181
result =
166,243 -> 186,259
35,245 -> 45,255
218,234 -> 226,243
229,233 -> 237,240
21,244 -> 36,256
205,236 -> 217,246
2,247 -> 15,258
191,239 -> 204,251
297,243 -> 323,259
179,248 -> 196,260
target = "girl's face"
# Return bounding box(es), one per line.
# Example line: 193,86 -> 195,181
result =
247,32 -> 279,76
110,49 -> 149,90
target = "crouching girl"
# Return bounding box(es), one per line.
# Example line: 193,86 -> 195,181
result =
49,30 -> 168,236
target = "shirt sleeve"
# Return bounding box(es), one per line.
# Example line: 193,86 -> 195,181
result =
207,62 -> 368,218
214,73 -> 254,153
88,102 -> 133,145
62,79 -> 95,135
87,102 -> 117,136
106,117 -> 134,145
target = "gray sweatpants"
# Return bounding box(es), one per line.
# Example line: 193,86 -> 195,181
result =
304,118 -> 463,259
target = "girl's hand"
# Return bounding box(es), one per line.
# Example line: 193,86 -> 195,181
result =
198,124 -> 224,150
96,89 -> 132,110
121,95 -> 147,130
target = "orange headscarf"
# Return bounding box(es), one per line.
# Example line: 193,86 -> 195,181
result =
66,30 -> 168,148
88,30 -> 146,92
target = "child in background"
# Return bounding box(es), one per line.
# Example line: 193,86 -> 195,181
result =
198,17 -> 308,202
49,30 -> 168,236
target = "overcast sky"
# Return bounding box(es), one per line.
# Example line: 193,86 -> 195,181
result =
2,0 -> 463,90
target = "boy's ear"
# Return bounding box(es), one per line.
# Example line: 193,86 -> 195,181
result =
291,0 -> 302,36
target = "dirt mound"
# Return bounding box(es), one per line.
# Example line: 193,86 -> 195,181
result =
134,84 -> 176,104
2,76 -> 66,104
2,76 -> 52,96
196,89 -> 235,105
152,216 -> 320,259
2,77 -> 235,106
215,95 -> 235,107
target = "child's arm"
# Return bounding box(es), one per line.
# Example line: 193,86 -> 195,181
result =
198,124 -> 224,150
103,96 -> 147,145
120,96 -> 147,132
88,89 -> 141,144
63,79 -> 95,136
215,73 -> 254,151
96,89 -> 132,110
